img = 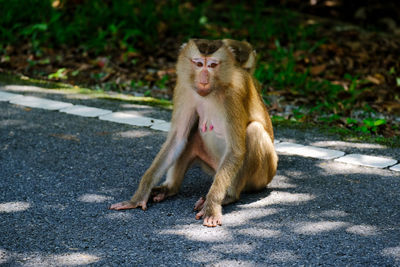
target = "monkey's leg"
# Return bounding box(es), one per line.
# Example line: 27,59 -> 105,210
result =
109,108 -> 198,211
234,121 -> 278,196
151,139 -> 196,203
152,131 -> 216,204
195,146 -> 246,227
109,135 -> 188,211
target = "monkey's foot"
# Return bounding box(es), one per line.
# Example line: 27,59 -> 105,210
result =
193,196 -> 206,211
195,209 -> 222,227
109,200 -> 147,211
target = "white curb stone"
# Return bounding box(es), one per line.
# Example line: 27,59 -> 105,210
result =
334,154 -> 398,169
389,164 -> 400,172
294,145 -> 345,160
0,91 -> 22,101
60,105 -> 112,117
10,95 -> 73,110
3,90 -> 400,173
275,142 -> 345,160
99,112 -> 164,127
150,121 -> 171,132
275,142 -> 304,152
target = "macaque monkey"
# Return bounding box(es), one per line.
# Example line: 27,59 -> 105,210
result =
222,39 -> 257,74
110,39 -> 278,227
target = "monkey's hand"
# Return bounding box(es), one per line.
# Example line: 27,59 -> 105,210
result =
195,200 -> 222,227
109,193 -> 149,211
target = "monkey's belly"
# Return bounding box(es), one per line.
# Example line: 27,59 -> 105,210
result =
199,129 -> 227,162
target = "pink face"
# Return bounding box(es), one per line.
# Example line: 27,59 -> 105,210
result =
191,57 -> 219,97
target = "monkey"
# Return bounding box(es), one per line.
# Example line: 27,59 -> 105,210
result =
222,39 -> 257,74
222,39 -> 263,93
110,39 -> 278,227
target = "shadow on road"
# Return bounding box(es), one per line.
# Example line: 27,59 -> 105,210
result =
1,102 -> 399,265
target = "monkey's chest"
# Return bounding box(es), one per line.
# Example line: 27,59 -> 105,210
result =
198,117 -> 227,161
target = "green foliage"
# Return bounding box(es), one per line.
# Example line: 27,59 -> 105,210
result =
0,0 -> 210,53
48,68 -> 67,80
1,0 -> 395,141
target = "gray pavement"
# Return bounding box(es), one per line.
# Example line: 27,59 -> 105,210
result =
1,86 -> 400,266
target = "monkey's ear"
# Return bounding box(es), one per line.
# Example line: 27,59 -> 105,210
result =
180,42 -> 187,51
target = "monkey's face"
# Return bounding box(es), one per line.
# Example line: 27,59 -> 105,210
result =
191,57 -> 220,97
177,39 -> 235,97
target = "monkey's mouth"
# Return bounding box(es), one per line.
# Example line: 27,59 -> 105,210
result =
196,85 -> 211,97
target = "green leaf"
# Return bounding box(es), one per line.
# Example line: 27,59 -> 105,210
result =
373,119 -> 386,127
346,118 -> 358,125
32,23 -> 48,31
48,68 -> 67,80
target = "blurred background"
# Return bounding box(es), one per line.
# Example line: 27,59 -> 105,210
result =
0,0 -> 399,143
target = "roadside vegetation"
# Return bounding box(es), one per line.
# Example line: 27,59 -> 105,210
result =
1,0 -> 399,145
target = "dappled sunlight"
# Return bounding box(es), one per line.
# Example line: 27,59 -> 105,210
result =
267,250 -> 300,262
0,201 -> 30,213
317,160 -> 394,175
318,209 -> 349,218
238,191 -> 315,209
311,140 -> 386,150
0,249 -> 9,264
268,175 -> 297,189
0,249 -> 101,266
0,119 -> 27,127
381,246 -> 400,261
77,193 -> 113,203
212,260 -> 256,266
237,227 -> 281,238
223,208 -> 279,226
114,130 -> 152,139
105,212 -> 133,220
159,224 -> 233,242
293,221 -> 349,235
211,243 -> 255,254
308,209 -> 349,219
186,248 -> 222,264
25,252 -> 101,266
346,224 -> 379,236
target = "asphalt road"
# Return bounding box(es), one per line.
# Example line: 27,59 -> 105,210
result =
1,91 -> 400,266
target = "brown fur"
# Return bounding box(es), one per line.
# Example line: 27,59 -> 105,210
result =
110,39 -> 278,227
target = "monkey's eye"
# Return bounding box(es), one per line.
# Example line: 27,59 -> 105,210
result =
209,63 -> 218,68
192,59 -> 204,68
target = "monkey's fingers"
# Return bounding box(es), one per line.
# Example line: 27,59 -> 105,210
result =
194,196 -> 206,211
153,192 -> 166,203
109,200 -> 147,211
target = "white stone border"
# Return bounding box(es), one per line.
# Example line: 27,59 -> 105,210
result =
1,90 -> 399,172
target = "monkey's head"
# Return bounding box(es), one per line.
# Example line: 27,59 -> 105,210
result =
177,39 -> 236,97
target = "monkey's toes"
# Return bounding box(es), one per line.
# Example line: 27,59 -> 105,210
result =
195,209 -> 204,220
203,216 -> 222,227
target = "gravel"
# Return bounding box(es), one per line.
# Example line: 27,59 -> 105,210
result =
1,98 -> 400,266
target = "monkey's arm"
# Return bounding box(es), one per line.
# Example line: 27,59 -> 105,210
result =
110,103 -> 198,211
196,102 -> 247,225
